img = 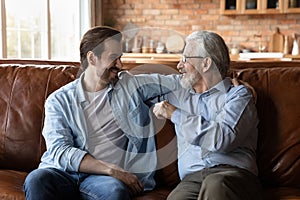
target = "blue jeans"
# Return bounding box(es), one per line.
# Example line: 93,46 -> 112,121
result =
23,168 -> 131,200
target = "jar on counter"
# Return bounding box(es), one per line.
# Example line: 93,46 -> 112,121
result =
149,40 -> 155,53
230,44 -> 240,55
142,46 -> 150,53
156,42 -> 165,54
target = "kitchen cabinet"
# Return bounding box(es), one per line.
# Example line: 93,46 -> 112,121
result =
220,0 -> 300,15
260,0 -> 283,14
284,0 -> 300,13
220,0 -> 240,15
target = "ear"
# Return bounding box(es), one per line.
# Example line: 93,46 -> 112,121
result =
87,51 -> 96,65
202,57 -> 212,73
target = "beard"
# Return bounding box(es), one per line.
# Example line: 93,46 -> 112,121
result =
97,66 -> 120,85
180,71 -> 201,89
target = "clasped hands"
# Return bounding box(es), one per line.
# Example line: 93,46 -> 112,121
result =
153,100 -> 176,120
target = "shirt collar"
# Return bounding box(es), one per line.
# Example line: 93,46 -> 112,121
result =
189,77 -> 232,96
212,77 -> 232,93
76,72 -> 114,107
76,73 -> 87,105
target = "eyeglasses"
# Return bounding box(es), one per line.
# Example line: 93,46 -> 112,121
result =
181,55 -> 205,63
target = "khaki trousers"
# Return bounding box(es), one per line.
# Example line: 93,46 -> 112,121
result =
167,165 -> 263,200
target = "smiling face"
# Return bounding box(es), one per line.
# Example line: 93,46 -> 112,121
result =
178,61 -> 201,90
177,42 -> 204,90
96,39 -> 123,85
84,38 -> 124,92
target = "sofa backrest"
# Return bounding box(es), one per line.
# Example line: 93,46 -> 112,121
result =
231,64 -> 300,188
0,62 -> 79,171
1,59 -> 300,190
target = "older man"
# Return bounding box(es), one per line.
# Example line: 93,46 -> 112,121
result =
153,30 -> 262,200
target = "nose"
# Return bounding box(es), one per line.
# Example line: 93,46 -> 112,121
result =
177,61 -> 184,71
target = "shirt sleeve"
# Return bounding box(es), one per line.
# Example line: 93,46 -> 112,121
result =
41,94 -> 87,172
171,86 -> 258,153
133,73 -> 182,101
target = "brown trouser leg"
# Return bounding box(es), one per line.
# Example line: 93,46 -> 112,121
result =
167,165 -> 263,200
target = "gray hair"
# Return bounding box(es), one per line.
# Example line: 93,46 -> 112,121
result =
186,31 -> 230,78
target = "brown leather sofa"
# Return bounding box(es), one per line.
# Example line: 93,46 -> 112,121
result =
0,59 -> 300,200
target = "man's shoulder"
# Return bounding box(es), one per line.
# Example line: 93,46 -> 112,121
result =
230,83 -> 250,94
227,82 -> 253,102
47,79 -> 79,101
118,70 -> 132,78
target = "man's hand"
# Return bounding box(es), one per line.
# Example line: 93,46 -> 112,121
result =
232,78 -> 257,104
153,100 -> 177,120
107,163 -> 144,197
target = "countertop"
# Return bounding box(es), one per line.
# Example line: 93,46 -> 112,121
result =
122,53 -> 300,63
121,53 -> 300,71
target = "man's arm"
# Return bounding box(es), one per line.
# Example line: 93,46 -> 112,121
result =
153,86 -> 258,153
43,94 -> 143,196
124,72 -> 182,101
79,154 -> 143,196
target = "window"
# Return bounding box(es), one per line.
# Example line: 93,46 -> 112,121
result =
0,0 -> 93,61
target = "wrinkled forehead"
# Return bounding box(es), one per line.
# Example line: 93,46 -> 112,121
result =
184,39 -> 208,58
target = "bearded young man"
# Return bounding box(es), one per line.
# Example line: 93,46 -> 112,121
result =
23,26 -> 181,200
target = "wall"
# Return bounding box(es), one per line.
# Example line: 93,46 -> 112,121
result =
102,0 -> 300,52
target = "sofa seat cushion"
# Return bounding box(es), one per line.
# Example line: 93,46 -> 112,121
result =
264,187 -> 300,200
0,170 -> 27,200
133,187 -> 173,200
0,169 -> 173,200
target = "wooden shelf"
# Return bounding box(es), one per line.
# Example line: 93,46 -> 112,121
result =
283,54 -> 300,60
121,53 -> 181,63
230,53 -> 300,61
123,53 -> 300,62
121,53 -> 181,70
121,53 -> 300,71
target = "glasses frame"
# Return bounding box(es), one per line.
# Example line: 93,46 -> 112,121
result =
181,55 -> 205,63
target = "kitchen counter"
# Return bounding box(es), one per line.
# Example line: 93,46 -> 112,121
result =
121,53 -> 181,63
121,53 -> 300,71
121,53 -> 181,70
231,53 -> 300,61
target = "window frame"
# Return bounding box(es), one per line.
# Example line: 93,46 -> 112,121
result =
0,0 -> 97,60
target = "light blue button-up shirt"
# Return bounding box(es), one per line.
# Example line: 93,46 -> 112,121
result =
39,71 -> 181,190
163,78 -> 259,180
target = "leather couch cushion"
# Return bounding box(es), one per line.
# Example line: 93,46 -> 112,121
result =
154,120 -> 180,187
0,170 -> 27,200
0,65 -> 79,172
264,187 -> 300,200
233,67 -> 300,188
